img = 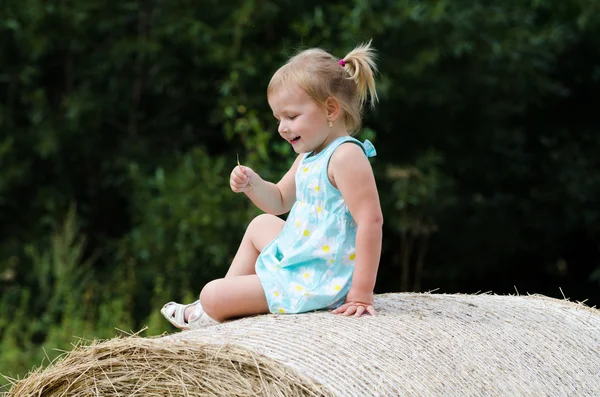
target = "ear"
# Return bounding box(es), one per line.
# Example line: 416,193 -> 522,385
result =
324,97 -> 342,121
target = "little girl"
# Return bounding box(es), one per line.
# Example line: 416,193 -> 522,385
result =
161,41 -> 383,329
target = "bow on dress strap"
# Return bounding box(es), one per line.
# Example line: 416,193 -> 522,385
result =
363,139 -> 377,158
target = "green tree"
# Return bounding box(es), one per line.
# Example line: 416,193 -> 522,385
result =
2,0 -> 600,384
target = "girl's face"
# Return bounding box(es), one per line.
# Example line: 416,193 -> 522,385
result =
268,84 -> 338,155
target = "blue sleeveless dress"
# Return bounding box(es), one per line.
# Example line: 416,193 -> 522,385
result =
255,136 -> 377,314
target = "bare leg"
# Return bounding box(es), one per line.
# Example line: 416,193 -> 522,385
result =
200,275 -> 268,322
225,214 -> 285,277
183,214 -> 284,321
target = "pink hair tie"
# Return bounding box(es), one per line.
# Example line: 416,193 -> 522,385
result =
338,59 -> 345,67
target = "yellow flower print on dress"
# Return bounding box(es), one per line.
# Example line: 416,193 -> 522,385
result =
289,282 -> 307,296
289,216 -> 304,233
307,178 -> 322,195
312,201 -> 328,220
298,217 -> 317,240
313,237 -> 337,261
326,277 -> 348,294
298,267 -> 315,284
269,287 -> 283,303
293,217 -> 306,232
343,247 -> 357,267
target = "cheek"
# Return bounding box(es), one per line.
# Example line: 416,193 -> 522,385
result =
305,113 -> 322,126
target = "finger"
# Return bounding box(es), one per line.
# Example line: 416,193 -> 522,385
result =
238,166 -> 251,179
366,306 -> 376,316
234,166 -> 249,177
342,305 -> 357,316
333,303 -> 353,314
232,171 -> 249,183
231,178 -> 247,188
234,184 -> 250,192
354,305 -> 366,317
331,304 -> 348,314
230,181 -> 248,193
233,167 -> 246,178
230,179 -> 244,189
235,172 -> 252,186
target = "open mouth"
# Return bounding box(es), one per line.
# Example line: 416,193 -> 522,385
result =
290,136 -> 301,144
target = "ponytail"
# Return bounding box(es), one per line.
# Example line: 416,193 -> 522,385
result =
340,40 -> 378,109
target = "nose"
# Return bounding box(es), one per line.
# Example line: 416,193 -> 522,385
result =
278,121 -> 288,135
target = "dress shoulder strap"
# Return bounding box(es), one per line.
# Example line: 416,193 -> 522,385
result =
324,136 -> 377,159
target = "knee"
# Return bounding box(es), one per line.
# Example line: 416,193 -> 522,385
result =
200,279 -> 224,321
248,213 -> 277,229
247,213 -> 283,237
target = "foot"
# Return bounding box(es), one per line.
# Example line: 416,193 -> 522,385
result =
184,304 -> 197,322
160,300 -> 216,330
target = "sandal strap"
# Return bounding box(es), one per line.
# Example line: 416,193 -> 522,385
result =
161,300 -> 200,330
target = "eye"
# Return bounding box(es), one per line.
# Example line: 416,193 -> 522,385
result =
289,115 -> 298,120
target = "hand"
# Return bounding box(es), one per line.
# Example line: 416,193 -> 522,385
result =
230,165 -> 255,193
331,288 -> 376,317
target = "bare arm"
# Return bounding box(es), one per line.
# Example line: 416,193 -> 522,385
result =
232,154 -> 302,215
329,143 -> 383,316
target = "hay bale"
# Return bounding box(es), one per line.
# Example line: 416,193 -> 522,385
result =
6,293 -> 600,396
6,338 -> 332,396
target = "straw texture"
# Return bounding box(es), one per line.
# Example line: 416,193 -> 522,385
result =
168,293 -> 600,396
5,338 -> 333,396
6,293 -> 600,396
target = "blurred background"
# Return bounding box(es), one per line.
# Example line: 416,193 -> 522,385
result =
1,0 -> 600,384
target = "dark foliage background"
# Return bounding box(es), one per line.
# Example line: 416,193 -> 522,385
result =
1,0 -> 599,383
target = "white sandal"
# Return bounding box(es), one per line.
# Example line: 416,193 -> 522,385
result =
160,300 -> 215,330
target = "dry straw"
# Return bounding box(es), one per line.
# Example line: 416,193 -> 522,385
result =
5,293 -> 600,396
5,338 -> 332,396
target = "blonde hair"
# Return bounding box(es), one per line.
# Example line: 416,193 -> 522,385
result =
267,41 -> 378,134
